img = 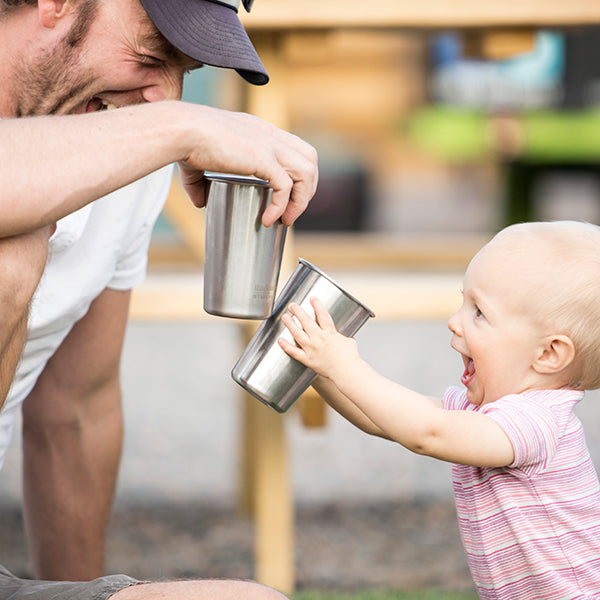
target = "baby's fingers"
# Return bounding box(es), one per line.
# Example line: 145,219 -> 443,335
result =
278,336 -> 304,361
281,312 -> 305,342
287,302 -> 320,333
310,297 -> 336,331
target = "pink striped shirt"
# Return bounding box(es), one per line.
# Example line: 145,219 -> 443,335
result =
444,387 -> 600,599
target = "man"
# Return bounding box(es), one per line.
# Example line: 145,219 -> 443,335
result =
0,0 -> 318,599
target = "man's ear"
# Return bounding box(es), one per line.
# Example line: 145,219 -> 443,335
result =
533,334 -> 576,375
38,0 -> 71,29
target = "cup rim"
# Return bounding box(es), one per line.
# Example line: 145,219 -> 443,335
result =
297,258 -> 376,318
204,172 -> 270,187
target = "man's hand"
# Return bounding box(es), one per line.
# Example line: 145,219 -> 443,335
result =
176,107 -> 318,227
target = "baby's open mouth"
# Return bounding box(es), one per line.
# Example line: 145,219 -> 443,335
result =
461,358 -> 475,387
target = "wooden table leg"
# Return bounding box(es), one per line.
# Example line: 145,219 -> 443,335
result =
238,317 -> 294,593
241,395 -> 294,593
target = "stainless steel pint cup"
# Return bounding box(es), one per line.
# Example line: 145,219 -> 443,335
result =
232,258 -> 375,412
203,173 -> 287,319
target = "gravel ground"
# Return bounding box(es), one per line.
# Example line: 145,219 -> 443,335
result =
0,499 -> 475,593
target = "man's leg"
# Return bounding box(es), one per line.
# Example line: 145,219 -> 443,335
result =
0,226 -> 53,408
113,579 -> 289,600
21,289 -> 129,581
0,566 -> 290,600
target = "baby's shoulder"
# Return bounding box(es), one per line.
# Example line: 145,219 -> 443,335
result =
443,386 -> 471,411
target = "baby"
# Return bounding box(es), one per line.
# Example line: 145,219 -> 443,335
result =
279,220 -> 600,600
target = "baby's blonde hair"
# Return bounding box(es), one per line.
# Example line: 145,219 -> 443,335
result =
495,221 -> 600,389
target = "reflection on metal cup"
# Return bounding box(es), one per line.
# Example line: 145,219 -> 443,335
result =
232,259 -> 375,413
203,173 -> 287,319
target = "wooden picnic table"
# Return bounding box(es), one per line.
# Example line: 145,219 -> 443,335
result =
148,2 -> 600,593
242,0 -> 600,31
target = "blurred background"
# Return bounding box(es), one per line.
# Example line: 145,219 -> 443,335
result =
3,4 -> 600,598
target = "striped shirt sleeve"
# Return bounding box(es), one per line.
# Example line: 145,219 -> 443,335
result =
480,393 -> 560,476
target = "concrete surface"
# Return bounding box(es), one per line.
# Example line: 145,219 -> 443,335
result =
2,314 -> 600,509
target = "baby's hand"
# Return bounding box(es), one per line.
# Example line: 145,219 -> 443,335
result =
278,297 -> 360,381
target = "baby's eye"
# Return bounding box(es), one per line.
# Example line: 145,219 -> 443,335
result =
474,306 -> 485,319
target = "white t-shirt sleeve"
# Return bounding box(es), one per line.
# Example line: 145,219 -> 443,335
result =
108,164 -> 174,291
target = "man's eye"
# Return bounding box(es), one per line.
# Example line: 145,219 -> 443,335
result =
139,54 -> 164,67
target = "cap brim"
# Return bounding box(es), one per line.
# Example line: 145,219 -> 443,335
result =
139,0 -> 269,86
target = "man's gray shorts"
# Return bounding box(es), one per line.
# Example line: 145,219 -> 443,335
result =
0,564 -> 140,600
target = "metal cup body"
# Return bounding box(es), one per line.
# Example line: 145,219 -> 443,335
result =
232,259 -> 375,412
203,174 -> 287,319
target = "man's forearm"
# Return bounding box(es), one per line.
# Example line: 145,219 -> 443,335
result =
0,101 -> 187,236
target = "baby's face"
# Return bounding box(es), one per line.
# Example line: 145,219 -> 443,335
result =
447,233 -> 550,406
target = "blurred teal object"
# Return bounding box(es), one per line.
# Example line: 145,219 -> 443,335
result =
429,32 -> 564,110
182,67 -> 222,106
497,32 -> 564,87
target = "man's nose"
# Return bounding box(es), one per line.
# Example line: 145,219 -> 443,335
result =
141,72 -> 184,103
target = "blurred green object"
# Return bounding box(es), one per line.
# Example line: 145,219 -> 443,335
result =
292,591 -> 478,600
408,106 -> 600,163
407,107 -> 489,162
523,110 -> 600,161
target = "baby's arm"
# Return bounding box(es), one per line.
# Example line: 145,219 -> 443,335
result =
279,298 -> 514,468
311,376 -> 392,438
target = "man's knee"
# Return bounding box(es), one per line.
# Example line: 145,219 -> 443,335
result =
112,580 -> 289,600
0,226 -> 53,312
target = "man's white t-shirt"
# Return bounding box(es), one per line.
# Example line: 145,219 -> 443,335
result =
0,165 -> 174,468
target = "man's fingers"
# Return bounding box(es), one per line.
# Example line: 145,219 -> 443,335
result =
260,160 -> 318,227
260,168 -> 293,227
257,132 -> 318,227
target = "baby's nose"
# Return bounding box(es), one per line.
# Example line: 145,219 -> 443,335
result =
447,312 -> 461,335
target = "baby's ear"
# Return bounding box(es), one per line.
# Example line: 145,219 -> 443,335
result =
533,334 -> 576,375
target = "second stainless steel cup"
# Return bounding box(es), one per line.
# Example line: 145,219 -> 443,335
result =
232,259 -> 375,412
203,173 -> 287,319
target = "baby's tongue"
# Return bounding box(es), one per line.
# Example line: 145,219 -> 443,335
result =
461,359 -> 475,386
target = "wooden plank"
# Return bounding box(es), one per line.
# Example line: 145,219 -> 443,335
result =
129,271 -> 208,321
463,29 -> 536,60
147,230 -> 488,273
242,0 -> 600,31
293,232 -> 488,270
130,269 -> 464,322
297,388 -> 328,428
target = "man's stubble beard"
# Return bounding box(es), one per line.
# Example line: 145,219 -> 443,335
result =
13,0 -> 99,116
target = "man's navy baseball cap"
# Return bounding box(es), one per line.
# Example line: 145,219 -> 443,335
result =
139,0 -> 269,85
